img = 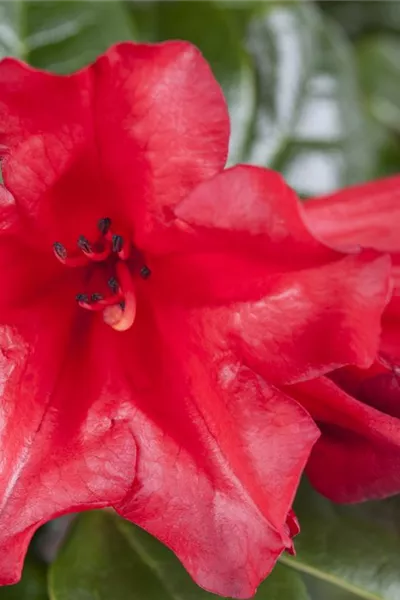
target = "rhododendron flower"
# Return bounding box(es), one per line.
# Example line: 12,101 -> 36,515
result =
0,42 -> 391,597
292,177 -> 400,502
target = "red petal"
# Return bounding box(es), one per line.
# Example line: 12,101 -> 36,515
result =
93,42 -> 229,245
290,376 -> 400,501
0,59 -> 99,248
0,42 -> 228,247
224,252 -> 391,385
0,184 -> 17,231
112,303 -> 319,598
0,312 -> 137,584
304,175 -> 400,254
0,294 -> 318,597
304,176 -> 400,367
381,294 -> 400,366
0,186 -> 86,331
157,166 -> 392,385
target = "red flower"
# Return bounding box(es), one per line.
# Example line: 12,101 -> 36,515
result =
293,176 -> 400,502
0,43 -> 391,597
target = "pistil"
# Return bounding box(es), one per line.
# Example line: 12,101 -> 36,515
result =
103,262 -> 137,331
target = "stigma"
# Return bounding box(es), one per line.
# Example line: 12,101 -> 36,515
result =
53,218 -> 150,332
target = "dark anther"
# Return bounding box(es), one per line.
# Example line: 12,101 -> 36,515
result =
119,300 -> 126,310
53,242 -> 67,260
76,293 -> 89,303
108,277 -> 119,293
140,265 -> 151,279
91,293 -> 103,302
98,217 -> 111,235
112,234 -> 124,253
77,235 -> 92,253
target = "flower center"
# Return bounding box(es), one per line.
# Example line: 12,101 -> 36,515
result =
53,217 -> 150,332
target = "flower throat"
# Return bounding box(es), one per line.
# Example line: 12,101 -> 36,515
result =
53,217 -> 150,332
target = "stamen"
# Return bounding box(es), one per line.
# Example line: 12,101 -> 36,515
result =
90,282 -> 124,310
98,217 -> 111,235
76,293 -> 89,303
54,243 -> 89,267
78,234 -> 111,262
103,261 -> 136,332
111,234 -> 129,259
108,277 -> 119,293
76,293 -> 110,312
53,242 -> 67,260
112,234 -> 124,253
77,235 -> 93,254
91,293 -> 103,302
96,294 -> 124,308
54,221 -> 150,331
140,265 -> 151,279
86,246 -> 111,262
79,295 -> 122,312
75,293 -> 95,310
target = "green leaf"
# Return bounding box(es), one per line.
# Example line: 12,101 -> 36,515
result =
214,1 -> 260,13
243,2 -> 374,196
0,1 -> 23,58
352,32 -> 400,179
256,565 -> 310,600
357,35 -> 400,133
370,130 -> 400,179
319,1 -> 400,39
123,1 -> 157,43
49,510 -> 309,600
0,0 -> 137,72
0,555 -> 48,600
302,574 -> 361,600
281,480 -> 400,600
26,0 -> 136,73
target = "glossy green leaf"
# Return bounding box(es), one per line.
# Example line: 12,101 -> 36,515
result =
49,510 -> 309,600
214,1 -> 260,12
357,35 -> 400,133
281,480 -> 400,600
0,1 -> 23,59
256,564 -> 310,600
124,1 -> 157,43
214,1 -> 264,38
242,2 -> 373,196
26,0 -> 136,73
320,1 -> 400,39
351,30 -> 400,178
302,574 -> 361,600
0,556 -> 48,600
0,0 -> 136,72
370,129 -> 400,179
